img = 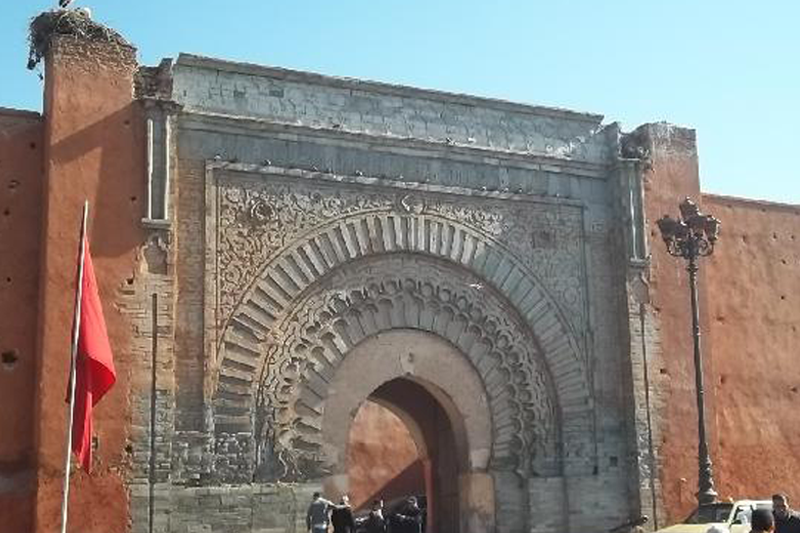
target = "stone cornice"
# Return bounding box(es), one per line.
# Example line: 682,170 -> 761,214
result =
207,160 -> 588,209
181,110 -> 610,179
176,53 -> 605,126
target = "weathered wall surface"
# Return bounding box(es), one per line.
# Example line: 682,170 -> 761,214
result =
32,36 -> 145,533
346,401 -> 421,510
0,108 -> 43,533
639,123 -> 717,521
701,195 -> 800,500
153,54 -> 643,533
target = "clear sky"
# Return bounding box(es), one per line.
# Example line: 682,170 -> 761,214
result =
2,1 -> 798,204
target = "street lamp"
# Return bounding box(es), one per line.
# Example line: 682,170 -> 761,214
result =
656,197 -> 721,506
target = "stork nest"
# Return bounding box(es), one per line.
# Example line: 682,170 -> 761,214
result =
27,9 -> 131,70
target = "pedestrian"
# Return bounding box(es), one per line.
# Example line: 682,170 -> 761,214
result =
332,495 -> 356,533
307,491 -> 336,533
364,499 -> 387,533
752,508 -> 775,533
394,497 -> 423,533
773,494 -> 800,533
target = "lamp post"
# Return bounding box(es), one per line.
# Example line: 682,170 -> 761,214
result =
656,197 -> 721,506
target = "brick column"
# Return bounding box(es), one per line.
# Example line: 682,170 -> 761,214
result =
32,33 -> 145,533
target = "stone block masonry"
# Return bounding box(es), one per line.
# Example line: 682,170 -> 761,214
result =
11,12 -> 798,533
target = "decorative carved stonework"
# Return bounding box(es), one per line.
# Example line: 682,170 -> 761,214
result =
214,170 -> 587,336
250,257 -> 558,482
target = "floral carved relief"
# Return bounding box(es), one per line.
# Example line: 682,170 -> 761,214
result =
214,170 -> 587,336
250,257 -> 559,482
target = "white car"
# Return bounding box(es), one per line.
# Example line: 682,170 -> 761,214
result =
655,500 -> 772,533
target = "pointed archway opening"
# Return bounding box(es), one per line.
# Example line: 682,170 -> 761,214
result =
346,378 -> 461,532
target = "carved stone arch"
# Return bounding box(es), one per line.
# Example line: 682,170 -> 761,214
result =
214,254 -> 591,476
213,210 -> 590,432
266,257 -> 556,472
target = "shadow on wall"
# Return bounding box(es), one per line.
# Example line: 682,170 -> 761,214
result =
356,459 -> 426,512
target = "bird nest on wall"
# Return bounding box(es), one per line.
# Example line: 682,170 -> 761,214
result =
27,9 -> 131,70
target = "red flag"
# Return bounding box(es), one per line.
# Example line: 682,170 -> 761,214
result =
69,238 -> 116,472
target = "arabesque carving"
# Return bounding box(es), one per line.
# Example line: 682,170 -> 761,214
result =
209,167 -> 594,486
247,257 -> 558,482
214,170 -> 587,336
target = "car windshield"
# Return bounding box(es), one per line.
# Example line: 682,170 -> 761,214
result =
685,503 -> 734,524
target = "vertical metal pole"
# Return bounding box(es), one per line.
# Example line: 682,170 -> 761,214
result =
60,200 -> 90,533
149,293 -> 158,533
687,250 -> 717,505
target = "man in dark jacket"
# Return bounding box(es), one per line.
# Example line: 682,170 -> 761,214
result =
364,500 -> 387,533
773,494 -> 800,533
393,497 -> 423,533
331,495 -> 356,533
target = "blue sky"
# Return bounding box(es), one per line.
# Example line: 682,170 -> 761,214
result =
2,1 -> 798,204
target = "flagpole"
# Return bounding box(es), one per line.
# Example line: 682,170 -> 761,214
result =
60,200 -> 89,533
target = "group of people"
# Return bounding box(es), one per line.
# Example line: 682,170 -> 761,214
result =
306,492 -> 424,533
706,494 -> 800,533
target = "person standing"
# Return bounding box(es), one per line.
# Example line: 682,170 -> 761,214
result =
773,494 -> 800,533
331,495 -> 356,533
364,499 -> 387,533
752,508 -> 776,533
394,497 -> 423,533
307,491 -> 335,533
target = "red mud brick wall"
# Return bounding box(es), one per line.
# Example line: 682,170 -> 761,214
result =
347,401 -> 424,510
641,123 -> 720,521
702,195 -> 800,502
0,108 -> 44,533
32,36 -> 145,533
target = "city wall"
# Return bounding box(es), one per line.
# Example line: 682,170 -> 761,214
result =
0,16 -> 798,533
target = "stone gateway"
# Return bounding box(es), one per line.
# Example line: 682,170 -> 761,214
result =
5,17 -> 800,533
134,54 -> 646,533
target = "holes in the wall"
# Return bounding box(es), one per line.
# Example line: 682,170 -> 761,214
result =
130,196 -> 137,203
29,142 -> 36,150
780,295 -> 787,301
123,119 -> 131,127
124,443 -> 134,454
773,232 -> 779,240
782,259 -> 788,265
126,277 -> 134,286
659,368 -> 669,375
5,277 -> 11,284
791,386 -> 798,394
609,456 -> 618,467
1,349 -> 18,369
741,234 -> 749,244
3,208 -> 10,217
719,375 -> 727,385
8,179 -> 19,191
